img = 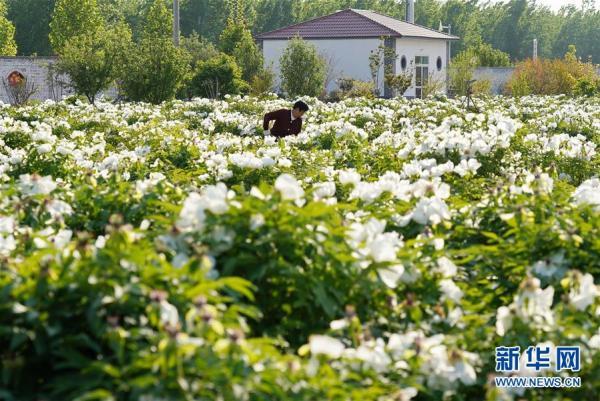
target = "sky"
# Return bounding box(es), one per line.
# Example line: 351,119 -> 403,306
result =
531,0 -> 584,9
490,0 -> 591,11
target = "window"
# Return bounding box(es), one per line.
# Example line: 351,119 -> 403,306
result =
414,56 -> 429,99
7,71 -> 25,87
436,56 -> 442,71
400,55 -> 407,70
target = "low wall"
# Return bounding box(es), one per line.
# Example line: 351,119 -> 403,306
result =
0,56 -> 72,103
473,66 -> 600,95
473,67 -> 514,95
0,56 -> 116,104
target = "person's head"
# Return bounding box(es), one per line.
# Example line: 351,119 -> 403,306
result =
292,100 -> 309,119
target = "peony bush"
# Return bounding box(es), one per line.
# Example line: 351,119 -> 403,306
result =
0,94 -> 599,401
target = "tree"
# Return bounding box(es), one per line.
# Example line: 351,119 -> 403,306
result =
49,0 -> 103,54
449,50 -> 478,96
279,36 -> 326,98
190,53 -> 249,98
220,20 -> 263,82
57,23 -> 131,104
7,0 -> 54,56
182,31 -> 220,68
118,0 -> 191,104
0,0 -> 17,55
455,42 -> 512,67
141,0 -> 172,40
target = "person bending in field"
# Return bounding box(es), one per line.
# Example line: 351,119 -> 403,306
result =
263,100 -> 309,138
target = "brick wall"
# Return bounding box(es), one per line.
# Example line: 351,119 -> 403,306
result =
0,57 -> 116,104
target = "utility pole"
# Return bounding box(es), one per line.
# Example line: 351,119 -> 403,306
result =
173,0 -> 180,46
439,21 -> 452,95
533,38 -> 538,60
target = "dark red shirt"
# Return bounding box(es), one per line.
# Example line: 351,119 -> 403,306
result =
263,108 -> 302,137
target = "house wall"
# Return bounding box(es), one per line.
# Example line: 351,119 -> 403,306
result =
394,37 -> 449,98
262,37 -> 451,98
262,38 -> 385,95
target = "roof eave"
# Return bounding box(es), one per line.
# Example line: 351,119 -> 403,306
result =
256,34 -> 402,40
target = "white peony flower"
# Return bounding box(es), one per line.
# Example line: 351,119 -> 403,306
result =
201,183 -> 230,215
309,335 -> 345,359
338,169 -> 361,186
572,178 -> 600,210
159,300 -> 179,327
378,264 -> 405,288
52,229 -> 72,249
0,234 -> 16,256
275,173 -> 304,201
18,174 -> 57,196
411,197 -> 451,225
435,257 -> 458,278
312,181 -> 336,200
568,272 -> 598,311
514,277 -> 554,326
46,200 -> 73,219
0,216 -> 15,234
439,279 -> 463,303
454,158 -> 481,177
495,306 -> 512,336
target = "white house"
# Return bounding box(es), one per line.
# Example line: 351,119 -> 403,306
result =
256,8 -> 459,98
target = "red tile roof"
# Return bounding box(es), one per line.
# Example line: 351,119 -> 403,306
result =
256,9 -> 459,40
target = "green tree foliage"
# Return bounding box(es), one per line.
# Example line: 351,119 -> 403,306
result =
182,31 -> 220,68
219,20 -> 263,82
0,0 -> 17,56
449,49 -> 478,96
190,53 -> 249,98
57,23 -> 132,104
279,36 -> 326,98
49,0 -> 103,54
141,0 -> 172,40
455,42 -> 512,67
118,0 -> 191,104
7,0 -> 54,56
5,0 -> 600,62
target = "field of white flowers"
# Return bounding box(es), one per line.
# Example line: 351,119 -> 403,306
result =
1,94 -> 599,401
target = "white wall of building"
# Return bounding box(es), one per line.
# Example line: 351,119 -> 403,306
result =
262,38 -> 384,95
262,36 -> 451,98
394,37 -> 449,98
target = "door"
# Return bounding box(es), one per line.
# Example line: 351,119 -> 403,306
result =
414,56 -> 429,98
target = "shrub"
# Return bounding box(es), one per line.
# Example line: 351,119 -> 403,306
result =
574,76 -> 600,97
279,35 -> 326,98
335,78 -> 375,99
422,72 -> 447,98
472,78 -> 492,95
385,70 -> 413,97
119,38 -> 191,104
249,65 -> 275,97
118,0 -> 191,104
1,75 -> 36,105
506,46 -> 597,96
190,53 -> 249,99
